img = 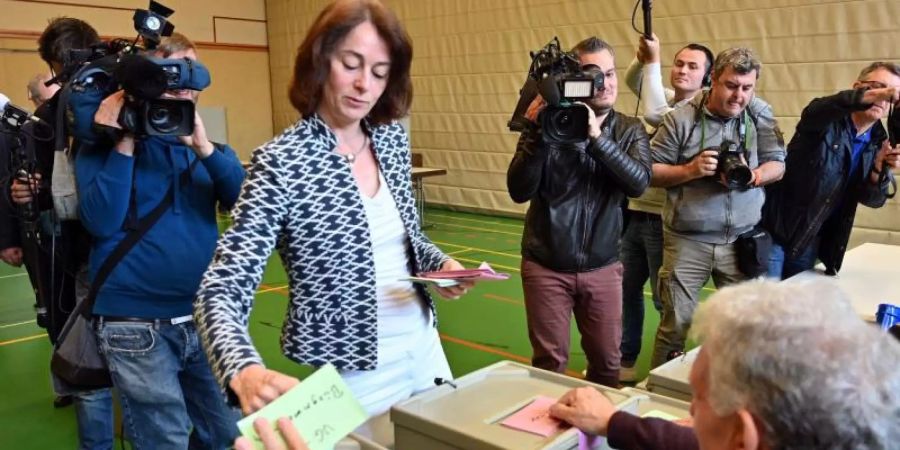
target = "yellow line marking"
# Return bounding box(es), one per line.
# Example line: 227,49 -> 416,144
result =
428,221 -> 522,237
0,334 -> 45,346
454,256 -> 520,273
0,320 -> 36,329
427,213 -> 523,230
447,248 -> 474,256
433,240 -> 521,259
0,273 -> 27,280
258,284 -> 289,294
439,333 -> 582,378
483,294 -> 522,305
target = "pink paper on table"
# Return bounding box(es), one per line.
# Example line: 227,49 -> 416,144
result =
500,396 -> 570,437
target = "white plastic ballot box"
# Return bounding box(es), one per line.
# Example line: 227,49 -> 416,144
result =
645,347 -> 699,402
390,361 -> 641,450
335,433 -> 390,450
619,387 -> 692,420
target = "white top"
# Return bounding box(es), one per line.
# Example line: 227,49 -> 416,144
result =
624,58 -> 692,129
359,171 -> 429,340
624,58 -> 689,214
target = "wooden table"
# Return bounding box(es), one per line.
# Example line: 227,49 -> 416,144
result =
412,167 -> 447,226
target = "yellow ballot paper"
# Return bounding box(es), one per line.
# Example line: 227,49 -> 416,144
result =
237,364 -> 368,450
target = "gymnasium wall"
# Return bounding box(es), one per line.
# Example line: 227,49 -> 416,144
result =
0,0 -> 273,159
278,0 -> 900,245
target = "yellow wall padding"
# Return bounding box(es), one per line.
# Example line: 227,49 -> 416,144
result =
0,0 -> 272,160
266,0 -> 900,245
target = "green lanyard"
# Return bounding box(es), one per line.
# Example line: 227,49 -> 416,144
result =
699,108 -> 753,151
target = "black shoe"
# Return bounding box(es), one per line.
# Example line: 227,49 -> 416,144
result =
53,395 -> 73,408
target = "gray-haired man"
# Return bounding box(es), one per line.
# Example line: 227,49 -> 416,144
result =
550,278 -> 900,450
648,48 -> 786,368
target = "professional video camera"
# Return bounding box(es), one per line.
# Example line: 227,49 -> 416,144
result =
115,54 -> 210,136
714,140 -> 753,189
508,37 -> 605,144
64,0 -> 210,142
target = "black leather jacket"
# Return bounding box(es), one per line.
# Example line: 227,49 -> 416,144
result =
762,89 -> 893,274
508,109 -> 652,272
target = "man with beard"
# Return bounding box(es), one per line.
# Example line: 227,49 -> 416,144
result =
507,37 -> 652,387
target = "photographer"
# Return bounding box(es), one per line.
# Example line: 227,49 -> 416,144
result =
648,48 -> 785,369
507,37 -> 651,387
2,75 -> 59,269
763,62 -> 900,279
617,34 -> 715,381
76,33 -> 243,448
6,17 -> 115,449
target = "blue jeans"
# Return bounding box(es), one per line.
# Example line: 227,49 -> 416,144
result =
619,211 -> 664,364
73,388 -> 114,450
97,320 -> 240,450
768,239 -> 818,280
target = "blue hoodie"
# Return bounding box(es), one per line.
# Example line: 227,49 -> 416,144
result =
76,135 -> 245,318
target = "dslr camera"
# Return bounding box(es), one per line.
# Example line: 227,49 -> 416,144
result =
714,140 -> 753,189
508,37 -> 605,144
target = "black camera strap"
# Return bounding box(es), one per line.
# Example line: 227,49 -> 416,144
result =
698,108 -> 752,154
83,157 -> 198,317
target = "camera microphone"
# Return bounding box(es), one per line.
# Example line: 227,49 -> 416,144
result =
0,93 -> 43,126
115,54 -> 169,99
641,0 -> 653,39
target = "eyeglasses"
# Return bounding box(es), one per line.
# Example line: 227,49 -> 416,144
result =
858,80 -> 889,89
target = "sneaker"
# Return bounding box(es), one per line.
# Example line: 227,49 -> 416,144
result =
619,362 -> 637,383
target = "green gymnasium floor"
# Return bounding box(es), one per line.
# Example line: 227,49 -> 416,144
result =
0,207 -> 712,448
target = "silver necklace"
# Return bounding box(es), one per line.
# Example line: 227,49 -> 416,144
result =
337,135 -> 369,164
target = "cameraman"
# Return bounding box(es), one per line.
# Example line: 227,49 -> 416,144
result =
76,33 -> 243,448
8,17 -> 115,449
763,62 -> 900,279
648,48 -> 785,369
507,37 -> 651,387
617,34 -> 715,381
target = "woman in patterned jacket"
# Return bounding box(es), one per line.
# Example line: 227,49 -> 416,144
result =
194,0 -> 473,441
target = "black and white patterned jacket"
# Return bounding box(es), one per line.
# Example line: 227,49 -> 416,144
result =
194,114 -> 449,391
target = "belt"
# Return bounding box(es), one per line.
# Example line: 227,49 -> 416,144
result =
95,315 -> 193,326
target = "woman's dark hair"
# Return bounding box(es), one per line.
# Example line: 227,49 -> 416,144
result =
38,17 -> 100,68
289,0 -> 412,124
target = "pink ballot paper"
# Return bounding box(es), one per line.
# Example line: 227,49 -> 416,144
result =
500,396 -> 570,437
405,262 -> 510,287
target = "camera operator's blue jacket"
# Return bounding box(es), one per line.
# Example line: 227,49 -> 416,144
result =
507,109 -> 652,272
762,89 -> 893,274
76,135 -> 245,318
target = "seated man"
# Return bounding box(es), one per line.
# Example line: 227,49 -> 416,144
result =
550,278 -> 900,450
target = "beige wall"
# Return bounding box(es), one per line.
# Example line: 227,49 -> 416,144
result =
0,0 -> 272,159
266,0 -> 900,244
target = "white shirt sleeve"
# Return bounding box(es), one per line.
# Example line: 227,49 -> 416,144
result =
624,58 -> 644,95
639,62 -> 676,128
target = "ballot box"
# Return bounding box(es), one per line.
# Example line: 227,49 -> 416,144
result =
335,433 -> 390,450
619,388 -> 692,421
645,347 -> 699,402
390,361 -> 640,450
